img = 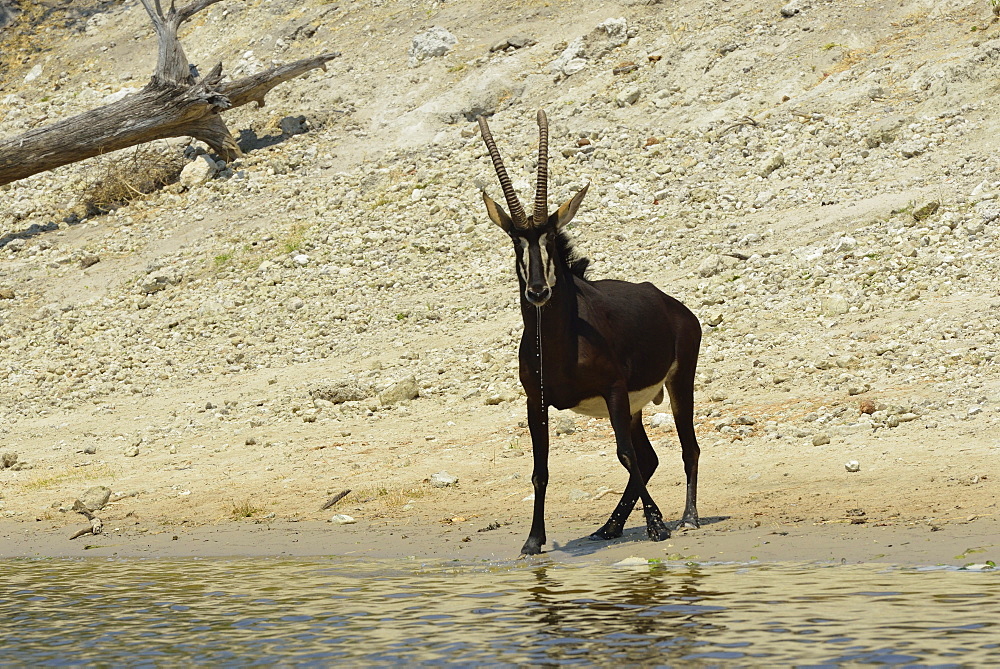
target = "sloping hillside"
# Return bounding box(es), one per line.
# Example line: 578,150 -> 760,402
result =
0,0 -> 998,553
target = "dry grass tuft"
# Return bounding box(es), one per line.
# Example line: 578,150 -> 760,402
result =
230,497 -> 267,519
82,146 -> 185,214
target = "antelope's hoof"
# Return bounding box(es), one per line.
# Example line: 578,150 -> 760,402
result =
589,524 -> 623,541
681,515 -> 701,530
646,519 -> 671,542
520,537 -> 545,555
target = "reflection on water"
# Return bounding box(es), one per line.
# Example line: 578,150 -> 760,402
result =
0,558 -> 997,665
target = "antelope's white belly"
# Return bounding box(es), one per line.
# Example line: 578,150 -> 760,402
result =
570,379 -> 666,419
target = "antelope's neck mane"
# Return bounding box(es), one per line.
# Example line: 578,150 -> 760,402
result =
553,229 -> 590,280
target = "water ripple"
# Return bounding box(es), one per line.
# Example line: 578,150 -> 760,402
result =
0,560 -> 996,665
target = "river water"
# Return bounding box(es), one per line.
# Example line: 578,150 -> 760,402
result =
1,558 -> 997,666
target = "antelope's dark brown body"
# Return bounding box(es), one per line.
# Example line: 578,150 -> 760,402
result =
479,111 -> 703,555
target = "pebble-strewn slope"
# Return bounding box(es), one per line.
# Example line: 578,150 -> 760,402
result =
0,0 -> 997,529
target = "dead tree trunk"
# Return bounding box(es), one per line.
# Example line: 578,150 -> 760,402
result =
0,0 -> 339,186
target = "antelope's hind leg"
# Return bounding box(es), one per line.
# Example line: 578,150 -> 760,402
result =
666,353 -> 701,530
590,412 -> 668,542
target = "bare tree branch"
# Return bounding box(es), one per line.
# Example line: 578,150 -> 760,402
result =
0,2 -> 338,186
224,52 -> 341,108
177,0 -> 224,24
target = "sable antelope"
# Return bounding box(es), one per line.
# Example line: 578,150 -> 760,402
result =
478,110 -> 703,555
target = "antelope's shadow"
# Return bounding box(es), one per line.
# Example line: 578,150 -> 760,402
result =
549,515 -> 730,558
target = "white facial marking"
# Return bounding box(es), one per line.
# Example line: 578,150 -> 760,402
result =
538,233 -> 557,288
517,238 -> 530,282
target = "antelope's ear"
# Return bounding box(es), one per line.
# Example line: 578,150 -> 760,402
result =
554,183 -> 589,229
482,190 -> 515,234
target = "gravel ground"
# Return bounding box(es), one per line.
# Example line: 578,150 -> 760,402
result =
0,0 -> 997,562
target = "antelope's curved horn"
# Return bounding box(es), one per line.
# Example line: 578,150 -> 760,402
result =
533,109 -> 549,228
477,115 -> 528,228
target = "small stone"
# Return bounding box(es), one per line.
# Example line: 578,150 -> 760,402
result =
615,85 -> 641,107
705,313 -> 724,327
568,489 -> 591,501
859,399 -> 876,415
309,379 -> 373,404
329,514 -> 356,524
613,556 -> 651,568
80,254 -> 100,269
912,201 -> 940,221
821,294 -> 850,316
0,452 -> 17,469
696,254 -> 724,278
553,415 -> 576,435
484,388 -> 518,405
0,287 -> 14,300
408,26 -> 457,66
279,115 -> 308,136
83,445 -> 97,455
79,485 -> 112,511
23,63 -> 43,83
379,375 -> 419,406
812,433 -> 831,446
124,445 -> 139,457
757,151 -> 785,177
507,35 -> 536,49
780,0 -> 804,17
832,236 -> 857,254
845,460 -> 861,472
649,412 -> 672,428
179,154 -> 218,188
562,58 -> 588,76
430,471 -> 458,488
138,273 -> 172,294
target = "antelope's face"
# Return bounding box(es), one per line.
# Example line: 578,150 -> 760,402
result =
512,228 -> 558,306
481,184 -> 589,308
477,110 -> 588,308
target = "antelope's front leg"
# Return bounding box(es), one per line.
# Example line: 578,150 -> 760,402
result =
599,384 -> 671,542
521,396 -> 550,555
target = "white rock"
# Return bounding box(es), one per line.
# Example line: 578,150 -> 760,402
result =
613,556 -> 650,568
180,155 -> 218,188
597,18 -> 630,46
408,26 -> 457,66
845,460 -> 861,472
832,236 -> 858,254
562,58 -> 588,76
379,375 -> 419,405
697,254 -> 724,277
23,64 -> 43,83
101,87 -> 140,105
329,514 -> 356,524
821,294 -> 850,316
649,412 -> 672,428
616,86 -> 641,107
430,471 -> 458,488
